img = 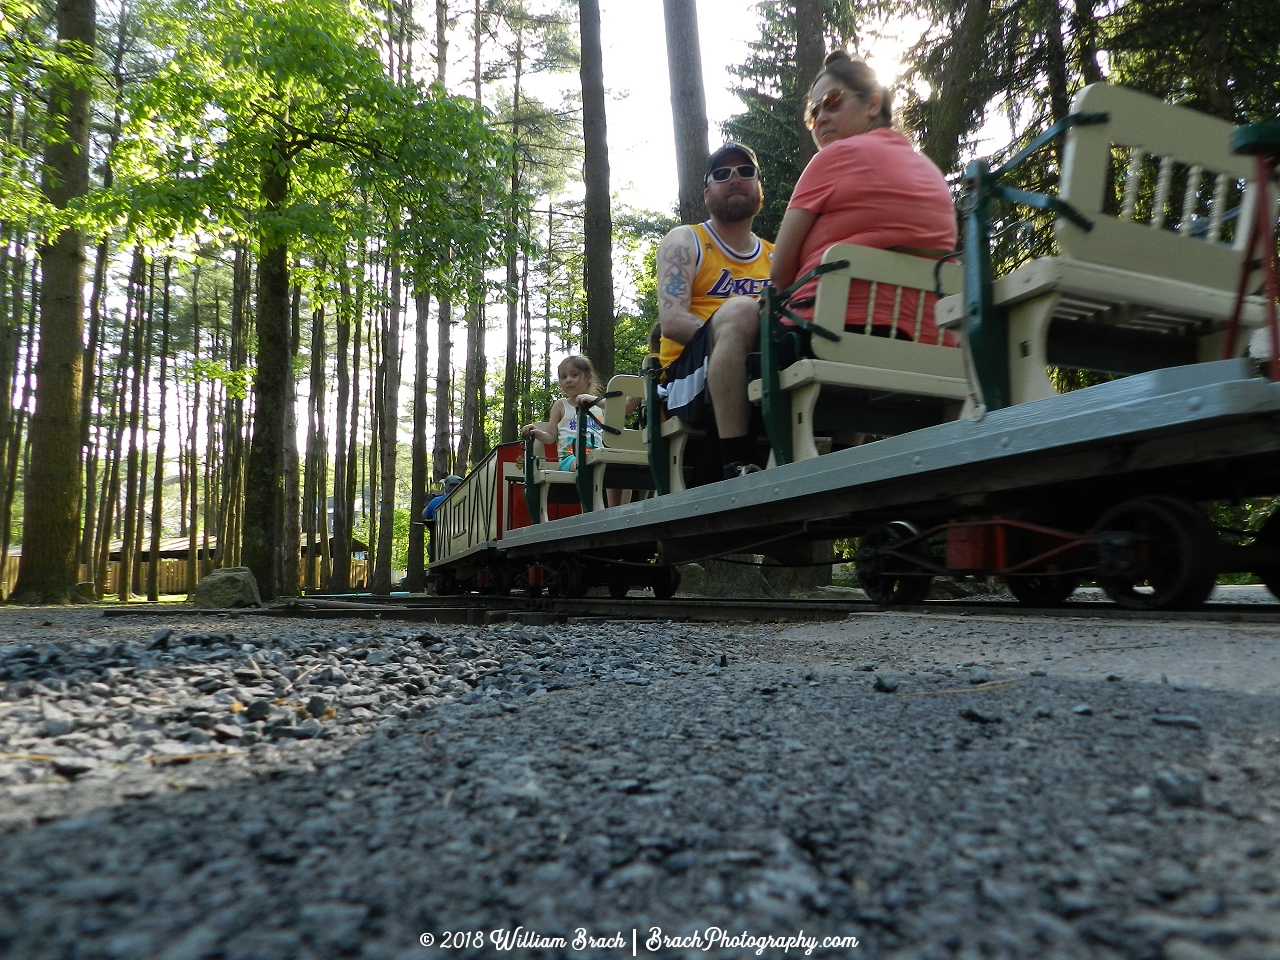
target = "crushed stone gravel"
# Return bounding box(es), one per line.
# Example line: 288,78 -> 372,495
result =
0,606 -> 1276,959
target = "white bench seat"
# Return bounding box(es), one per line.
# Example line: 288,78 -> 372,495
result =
751,243 -> 973,464
579,374 -> 654,510
944,82 -> 1276,407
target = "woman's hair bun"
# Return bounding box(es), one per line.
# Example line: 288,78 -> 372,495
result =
811,50 -> 893,129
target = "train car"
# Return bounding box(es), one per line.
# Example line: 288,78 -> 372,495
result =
429,85 -> 1280,612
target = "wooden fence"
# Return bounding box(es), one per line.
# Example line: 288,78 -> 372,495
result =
0,555 -> 369,599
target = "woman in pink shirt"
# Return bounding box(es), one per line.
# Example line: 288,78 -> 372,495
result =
770,52 -> 957,343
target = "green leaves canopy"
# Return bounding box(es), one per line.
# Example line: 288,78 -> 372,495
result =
107,0 -> 509,290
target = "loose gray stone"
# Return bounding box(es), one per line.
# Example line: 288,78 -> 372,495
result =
53,757 -> 98,778
146,628 -> 173,651
211,724 -> 242,742
959,707 -> 1001,724
1154,771 -> 1204,808
968,666 -> 991,684
874,674 -> 900,693
244,700 -> 272,722
1152,714 -> 1202,730
191,567 -> 263,610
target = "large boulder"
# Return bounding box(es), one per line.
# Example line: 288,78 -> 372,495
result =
192,567 -> 263,609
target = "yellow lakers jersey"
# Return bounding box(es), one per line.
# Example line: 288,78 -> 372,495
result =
659,222 -> 774,367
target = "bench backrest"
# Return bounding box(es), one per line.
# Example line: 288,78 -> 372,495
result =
598,374 -> 645,452
811,243 -> 965,378
1058,82 -> 1255,291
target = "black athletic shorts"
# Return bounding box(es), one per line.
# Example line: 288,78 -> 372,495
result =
660,319 -> 713,427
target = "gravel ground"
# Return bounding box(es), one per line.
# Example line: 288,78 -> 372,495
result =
0,606 -> 1278,960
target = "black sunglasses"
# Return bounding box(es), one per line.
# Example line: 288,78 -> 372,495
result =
707,164 -> 758,183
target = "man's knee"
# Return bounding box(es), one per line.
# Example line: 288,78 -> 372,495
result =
710,297 -> 761,348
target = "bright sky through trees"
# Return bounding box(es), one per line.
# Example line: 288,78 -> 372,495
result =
528,1 -> 920,215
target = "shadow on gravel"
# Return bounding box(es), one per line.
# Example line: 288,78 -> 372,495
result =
1,671 -> 1279,960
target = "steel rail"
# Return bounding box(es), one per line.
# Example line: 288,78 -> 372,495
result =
99,595 -> 1280,626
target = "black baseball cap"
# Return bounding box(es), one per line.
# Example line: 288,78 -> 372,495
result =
705,142 -> 760,182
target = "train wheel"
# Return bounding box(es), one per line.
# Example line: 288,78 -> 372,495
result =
1252,510 -> 1280,600
435,572 -> 460,596
608,582 -> 630,599
1008,574 -> 1079,607
855,521 -> 933,605
557,559 -> 586,599
651,567 -> 681,600
1097,497 -> 1216,610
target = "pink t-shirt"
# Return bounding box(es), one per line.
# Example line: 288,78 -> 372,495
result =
786,127 -> 957,343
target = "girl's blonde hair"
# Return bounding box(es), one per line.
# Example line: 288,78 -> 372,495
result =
559,354 -> 603,397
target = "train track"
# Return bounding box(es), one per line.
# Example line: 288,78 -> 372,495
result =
98,593 -> 1280,625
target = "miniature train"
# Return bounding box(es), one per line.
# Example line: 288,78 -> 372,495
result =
430,83 -> 1280,612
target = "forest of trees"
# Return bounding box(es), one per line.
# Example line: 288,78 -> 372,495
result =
2,0 -> 1277,602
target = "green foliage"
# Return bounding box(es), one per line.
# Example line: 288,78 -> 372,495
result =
107,0 -> 508,291
612,207 -> 676,375
1,0 -> 105,235
190,357 -> 249,401
723,1 -> 860,239
1103,0 -> 1280,123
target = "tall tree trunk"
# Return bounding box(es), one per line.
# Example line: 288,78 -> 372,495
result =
430,2 -> 453,482
345,283 -> 364,583
147,258 -> 172,600
303,301 -> 324,591
186,265 -> 201,592
1042,0 -> 1072,171
794,0 -> 824,164
0,232 -> 28,579
372,255 -> 401,594
117,250 -> 147,601
408,288 -> 430,591
456,289 -> 483,468
130,259 -> 157,595
1073,0 -> 1103,84
4,285 -> 38,599
330,267 -> 353,590
94,329 -> 128,597
918,0 -> 991,175
14,0 -> 95,602
520,244 -> 532,427
432,273 -> 453,481
79,1 -> 128,561
280,276 -> 302,597
662,0 -> 710,225
501,30 -> 524,443
435,0 -> 449,84
580,0 -> 615,381
1,265 -> 38,596
242,152 -> 291,599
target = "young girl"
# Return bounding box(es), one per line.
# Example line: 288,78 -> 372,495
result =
522,355 -> 604,470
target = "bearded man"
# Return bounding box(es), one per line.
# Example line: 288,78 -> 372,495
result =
656,143 -> 774,480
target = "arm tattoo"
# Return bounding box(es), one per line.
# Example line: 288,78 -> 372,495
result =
658,242 -> 694,311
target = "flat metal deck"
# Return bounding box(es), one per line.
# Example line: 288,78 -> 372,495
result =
453,360 -> 1280,566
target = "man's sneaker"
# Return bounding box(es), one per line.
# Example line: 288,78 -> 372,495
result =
723,461 -> 763,480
